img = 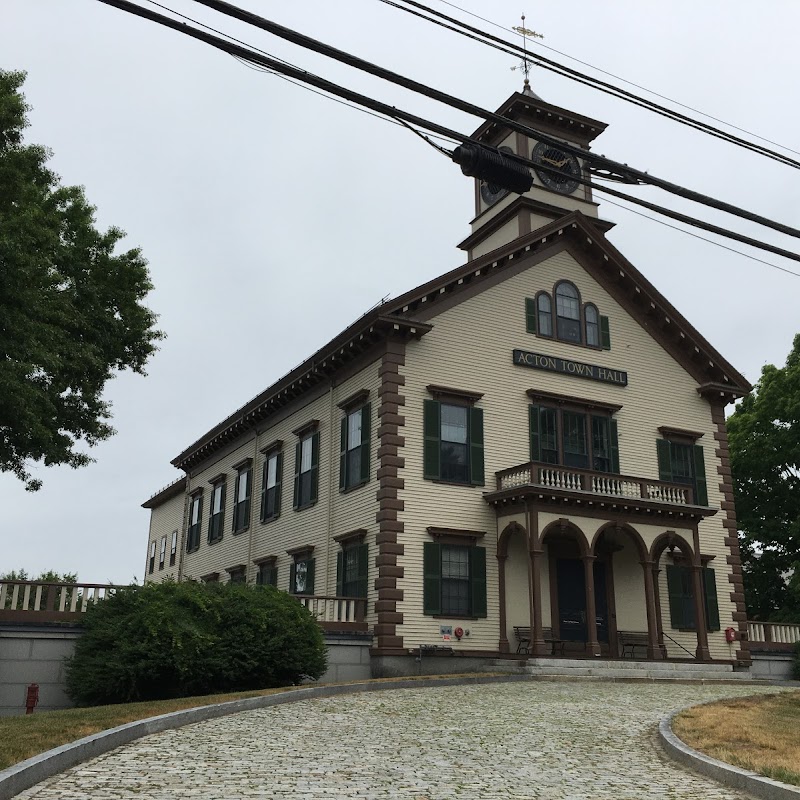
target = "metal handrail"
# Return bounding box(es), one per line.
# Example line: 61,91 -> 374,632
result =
662,630 -> 697,659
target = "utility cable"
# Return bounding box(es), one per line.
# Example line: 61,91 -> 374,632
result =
382,0 -> 800,171
95,0 -> 800,265
425,0 -> 800,160
182,0 -> 800,242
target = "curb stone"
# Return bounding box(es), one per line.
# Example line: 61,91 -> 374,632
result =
0,674 -> 529,800
659,705 -> 800,800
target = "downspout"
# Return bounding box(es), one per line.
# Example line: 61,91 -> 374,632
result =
246,430 -> 259,582
176,472 -> 191,582
326,378 -> 336,595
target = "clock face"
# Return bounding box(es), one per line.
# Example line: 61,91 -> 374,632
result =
531,140 -> 581,195
479,145 -> 514,207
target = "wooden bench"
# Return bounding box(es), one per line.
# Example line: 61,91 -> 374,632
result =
618,631 -> 650,658
513,626 -> 565,656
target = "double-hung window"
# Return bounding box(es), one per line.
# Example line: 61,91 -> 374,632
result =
159,536 -> 166,570
232,461 -> 252,534
555,281 -> 581,343
255,558 -> 278,587
529,393 -> 620,474
666,564 -> 720,631
148,541 -> 156,574
260,445 -> 283,522
208,478 -> 226,543
169,530 -> 177,566
226,565 -> 246,584
339,400 -> 371,491
335,537 -> 368,598
187,492 -> 202,552
423,388 -> 484,486
293,423 -> 320,510
423,538 -> 487,618
288,548 -> 315,594
656,433 -> 708,505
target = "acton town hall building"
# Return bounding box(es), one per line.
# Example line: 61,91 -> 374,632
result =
143,85 -> 752,673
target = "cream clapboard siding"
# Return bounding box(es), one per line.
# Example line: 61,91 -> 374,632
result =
396,247 -> 736,657
144,491 -> 183,583
157,359 -> 381,623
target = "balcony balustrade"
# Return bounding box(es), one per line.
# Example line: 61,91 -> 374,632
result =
494,461 -> 696,506
747,620 -> 800,651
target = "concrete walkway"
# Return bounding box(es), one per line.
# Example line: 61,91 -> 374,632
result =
16,682 -> 782,799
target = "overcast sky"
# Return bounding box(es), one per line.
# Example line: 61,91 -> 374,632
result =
2,0 -> 798,584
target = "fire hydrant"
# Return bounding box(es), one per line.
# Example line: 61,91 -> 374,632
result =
25,683 -> 39,715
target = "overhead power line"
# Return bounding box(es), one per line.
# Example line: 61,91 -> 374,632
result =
181,0 -> 800,244
425,0 -> 800,160
380,0 -> 800,171
95,0 -> 800,267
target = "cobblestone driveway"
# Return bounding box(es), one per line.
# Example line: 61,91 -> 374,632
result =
18,682 -> 780,799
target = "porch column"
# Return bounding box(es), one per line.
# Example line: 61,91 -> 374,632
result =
498,552 -> 509,653
691,564 -> 712,660
652,565 -> 667,658
530,548 -> 547,656
640,559 -> 661,660
582,555 -> 601,656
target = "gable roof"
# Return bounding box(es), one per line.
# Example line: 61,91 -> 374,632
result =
171,210 -> 750,472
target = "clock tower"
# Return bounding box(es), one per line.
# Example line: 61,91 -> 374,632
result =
458,86 -> 610,261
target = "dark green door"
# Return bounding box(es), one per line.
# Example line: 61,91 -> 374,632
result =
556,559 -> 586,641
594,561 -> 609,644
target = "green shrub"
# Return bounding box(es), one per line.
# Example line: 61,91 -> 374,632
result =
65,581 -> 327,706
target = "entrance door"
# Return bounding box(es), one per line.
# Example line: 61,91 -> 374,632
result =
556,559 -> 586,641
556,559 -> 609,645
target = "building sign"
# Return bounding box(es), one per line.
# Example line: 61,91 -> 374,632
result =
513,349 -> 628,386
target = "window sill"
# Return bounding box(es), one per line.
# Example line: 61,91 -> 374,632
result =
532,333 -> 605,352
233,526 -> 250,536
294,501 -> 318,512
208,537 -> 224,546
186,547 -> 200,555
429,479 -> 484,489
431,614 -> 479,620
340,480 -> 368,495
260,514 -> 281,525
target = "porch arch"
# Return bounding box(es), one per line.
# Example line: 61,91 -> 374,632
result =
649,531 -> 711,661
497,521 -> 528,653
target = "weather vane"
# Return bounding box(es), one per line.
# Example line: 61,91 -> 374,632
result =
510,14 -> 544,89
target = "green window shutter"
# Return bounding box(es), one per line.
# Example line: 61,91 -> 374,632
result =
306,558 -> 316,595
360,403 -> 371,484
289,561 -> 297,594
693,445 -> 708,506
268,565 -> 278,587
339,415 -> 348,490
525,297 -> 537,333
293,441 -> 302,509
310,432 -> 320,504
357,542 -> 369,599
529,405 -> 541,461
423,400 -> 441,480
470,546 -> 487,618
610,419 -> 620,473
600,315 -> 611,350
423,541 -> 442,615
666,565 -> 694,629
656,439 -> 673,482
703,567 -> 720,631
469,406 -> 485,486
274,452 -> 283,517
336,551 -> 343,596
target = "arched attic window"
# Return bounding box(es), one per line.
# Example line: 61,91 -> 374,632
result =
555,281 -> 581,343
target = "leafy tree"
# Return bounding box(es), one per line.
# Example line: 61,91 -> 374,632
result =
0,70 -> 162,491
0,569 -> 77,583
65,581 -> 327,705
728,334 -> 800,620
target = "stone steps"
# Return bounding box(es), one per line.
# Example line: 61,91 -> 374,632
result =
489,657 -> 758,682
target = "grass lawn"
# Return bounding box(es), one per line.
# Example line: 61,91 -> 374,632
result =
673,690 -> 800,787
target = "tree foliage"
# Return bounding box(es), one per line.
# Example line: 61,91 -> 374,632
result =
0,569 -> 77,583
65,581 -> 327,706
728,334 -> 800,620
0,70 -> 162,490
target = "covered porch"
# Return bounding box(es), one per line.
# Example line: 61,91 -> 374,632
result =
486,460 -> 723,662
